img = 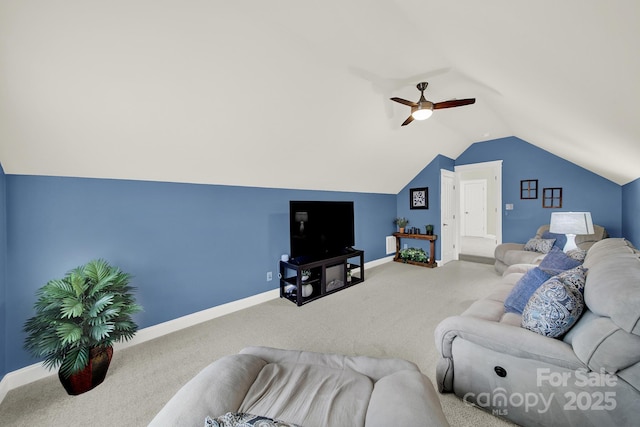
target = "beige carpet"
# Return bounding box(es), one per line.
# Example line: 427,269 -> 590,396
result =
0,260 -> 517,427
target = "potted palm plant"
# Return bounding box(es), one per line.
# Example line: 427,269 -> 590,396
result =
393,217 -> 409,233
23,259 -> 142,395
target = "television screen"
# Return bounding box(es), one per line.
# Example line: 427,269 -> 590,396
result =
289,201 -> 355,260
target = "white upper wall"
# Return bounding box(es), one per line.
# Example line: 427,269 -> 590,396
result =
0,1 -> 638,193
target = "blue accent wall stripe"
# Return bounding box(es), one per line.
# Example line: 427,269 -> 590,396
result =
4,175 -> 394,373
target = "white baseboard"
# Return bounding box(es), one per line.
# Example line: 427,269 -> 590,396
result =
0,257 -> 391,403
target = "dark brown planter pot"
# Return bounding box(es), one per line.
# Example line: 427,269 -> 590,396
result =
58,346 -> 113,395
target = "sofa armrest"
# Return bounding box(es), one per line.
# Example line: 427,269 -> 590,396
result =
366,370 -> 450,427
435,316 -> 584,370
148,354 -> 267,426
494,242 -> 525,260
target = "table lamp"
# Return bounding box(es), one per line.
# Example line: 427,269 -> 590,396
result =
549,212 -> 594,252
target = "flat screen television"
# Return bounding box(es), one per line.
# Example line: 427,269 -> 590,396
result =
289,200 -> 355,260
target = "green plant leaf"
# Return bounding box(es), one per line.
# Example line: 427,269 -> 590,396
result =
61,297 -> 84,318
56,322 -> 83,346
88,294 -> 114,317
59,347 -> 90,379
90,323 -> 115,341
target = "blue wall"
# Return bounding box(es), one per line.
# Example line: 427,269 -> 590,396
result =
0,164 -> 6,379
4,175 -> 394,374
456,137 -> 623,243
396,155 -> 455,260
622,178 -> 640,247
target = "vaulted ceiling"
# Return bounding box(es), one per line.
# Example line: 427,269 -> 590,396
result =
1,1 -> 638,194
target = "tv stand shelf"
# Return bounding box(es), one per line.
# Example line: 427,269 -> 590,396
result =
393,232 -> 437,268
279,250 -> 365,306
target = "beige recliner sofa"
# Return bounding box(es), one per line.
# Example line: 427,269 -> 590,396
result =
436,238 -> 640,427
494,224 -> 607,274
149,346 -> 450,427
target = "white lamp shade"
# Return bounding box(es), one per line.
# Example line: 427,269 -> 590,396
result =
549,212 -> 594,235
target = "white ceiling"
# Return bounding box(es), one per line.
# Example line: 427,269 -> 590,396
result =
1,1 -> 638,194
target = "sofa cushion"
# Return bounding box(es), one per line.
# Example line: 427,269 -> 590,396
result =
524,238 -> 556,253
538,246 -> 582,274
583,239 -> 640,336
522,276 -> 585,338
504,267 -> 552,314
502,249 -> 546,267
239,362 -> 373,426
564,310 -> 640,376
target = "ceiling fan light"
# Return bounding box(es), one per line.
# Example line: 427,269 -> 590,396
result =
412,108 -> 433,121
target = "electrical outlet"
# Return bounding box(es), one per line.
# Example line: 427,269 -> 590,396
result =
266,271 -> 273,281
403,243 -> 408,249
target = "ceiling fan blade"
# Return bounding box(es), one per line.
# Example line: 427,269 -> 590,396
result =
401,115 -> 414,126
391,97 -> 418,107
433,98 -> 476,109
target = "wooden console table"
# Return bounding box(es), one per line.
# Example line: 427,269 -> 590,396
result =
392,232 -> 437,268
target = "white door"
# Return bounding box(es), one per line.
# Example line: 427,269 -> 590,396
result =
440,170 -> 457,264
461,180 -> 486,237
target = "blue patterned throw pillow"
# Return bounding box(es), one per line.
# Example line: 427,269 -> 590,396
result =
553,265 -> 588,294
521,277 -> 585,338
206,413 -> 301,427
524,238 -> 556,254
504,267 -> 553,314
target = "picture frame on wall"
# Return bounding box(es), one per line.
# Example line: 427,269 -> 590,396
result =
520,179 -> 538,199
542,187 -> 563,208
410,187 -> 428,209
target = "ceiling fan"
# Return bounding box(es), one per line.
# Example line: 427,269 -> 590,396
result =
390,82 -> 476,126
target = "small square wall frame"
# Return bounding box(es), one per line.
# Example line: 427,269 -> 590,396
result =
542,187 -> 563,208
520,179 -> 538,199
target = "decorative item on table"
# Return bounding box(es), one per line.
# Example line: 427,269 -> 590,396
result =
425,224 -> 434,235
23,259 -> 142,395
393,217 -> 409,233
301,269 -> 312,281
326,279 -> 344,292
301,283 -> 313,297
399,247 -> 429,263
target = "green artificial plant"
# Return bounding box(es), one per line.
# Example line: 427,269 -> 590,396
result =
24,259 -> 142,378
393,217 -> 409,228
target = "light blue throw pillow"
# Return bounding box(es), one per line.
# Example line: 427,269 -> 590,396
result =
542,231 -> 567,250
538,246 -> 582,275
504,267 -> 553,314
521,277 -> 585,338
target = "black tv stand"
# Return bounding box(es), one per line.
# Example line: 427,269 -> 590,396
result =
280,249 -> 365,306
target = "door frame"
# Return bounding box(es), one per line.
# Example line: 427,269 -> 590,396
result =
454,160 -> 503,246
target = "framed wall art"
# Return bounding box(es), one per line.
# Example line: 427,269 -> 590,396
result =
542,187 -> 563,208
410,187 -> 428,209
520,179 -> 538,199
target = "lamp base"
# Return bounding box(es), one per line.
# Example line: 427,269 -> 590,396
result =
563,234 -> 578,252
